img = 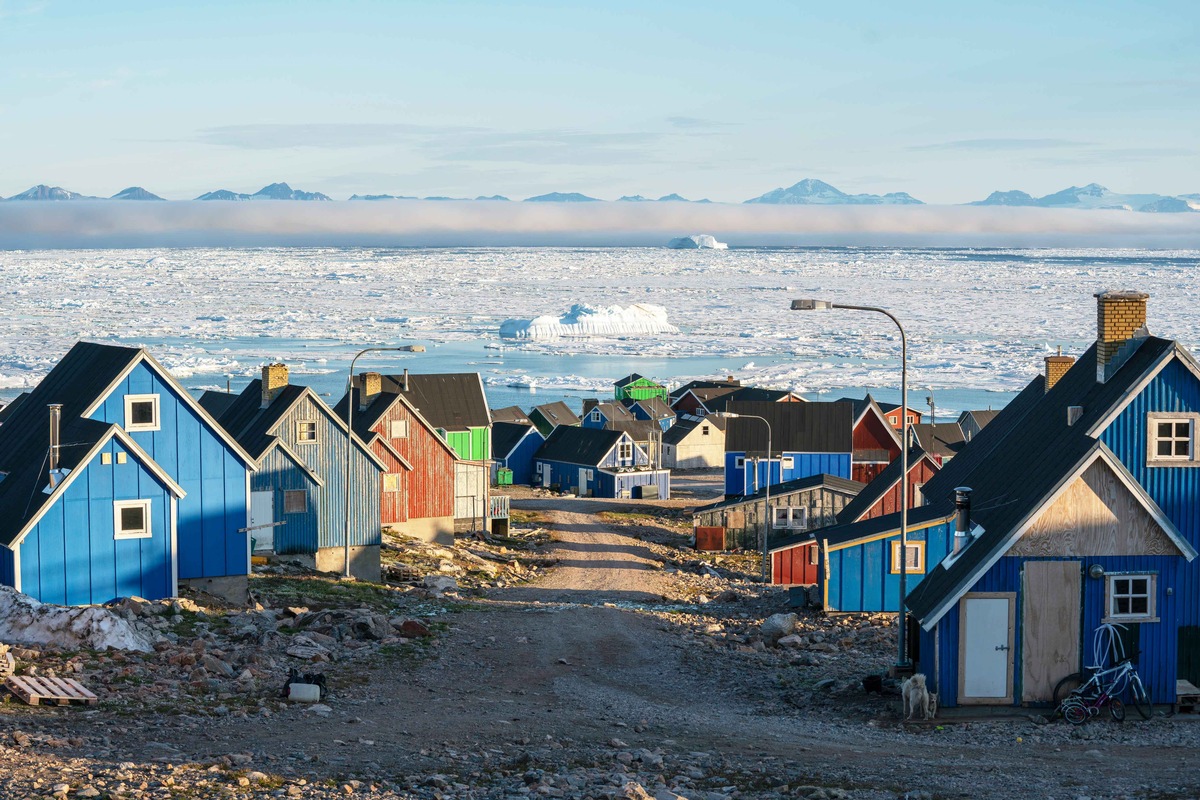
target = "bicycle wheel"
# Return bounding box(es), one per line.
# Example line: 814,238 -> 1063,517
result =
1127,675 -> 1152,720
1108,698 -> 1125,722
1053,673 -> 1085,708
1063,700 -> 1088,725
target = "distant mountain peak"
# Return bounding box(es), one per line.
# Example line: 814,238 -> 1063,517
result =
657,193 -> 690,202
523,192 -> 601,202
111,186 -> 165,201
8,184 -> 93,201
251,182 -> 331,201
745,178 -> 921,205
969,183 -> 1195,213
618,195 -> 650,202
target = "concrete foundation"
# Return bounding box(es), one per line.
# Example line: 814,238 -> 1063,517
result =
178,574 -> 249,605
315,545 -> 382,582
389,516 -> 455,545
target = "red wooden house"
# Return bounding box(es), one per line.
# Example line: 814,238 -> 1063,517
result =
839,395 -> 903,485
336,372 -> 459,544
834,446 -> 940,525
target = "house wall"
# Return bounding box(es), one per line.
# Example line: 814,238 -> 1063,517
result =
855,460 -> 941,523
665,426 -> 725,469
444,426 -> 490,462
269,394 -> 381,551
853,412 -> 901,459
724,451 -> 852,496
373,402 -> 455,525
499,431 -> 543,485
773,543 -> 820,585
926,554 -> 1181,709
603,469 -> 671,500
455,461 -> 488,527
91,361 -> 248,581
16,438 -> 174,605
616,380 -> 668,403
370,440 -> 408,525
251,447 -> 320,556
824,519 -> 954,612
698,486 -> 857,552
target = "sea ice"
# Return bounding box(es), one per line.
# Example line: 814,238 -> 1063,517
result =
667,234 -> 728,249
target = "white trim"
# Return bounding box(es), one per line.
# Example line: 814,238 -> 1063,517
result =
11,543 -> 20,593
1146,412 -> 1200,465
81,350 -> 260,470
170,496 -> 178,596
244,469 -> 252,574
920,443 -> 1195,630
1103,572 -> 1158,623
123,393 -> 161,432
294,418 -> 319,444
1087,345 -> 1197,438
114,498 -> 152,539
267,438 -> 327,488
112,428 -> 186,497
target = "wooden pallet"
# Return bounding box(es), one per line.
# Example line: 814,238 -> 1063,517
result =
4,675 -> 98,706
1177,679 -> 1200,713
0,652 -> 14,680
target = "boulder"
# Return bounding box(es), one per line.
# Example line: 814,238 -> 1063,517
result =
0,586 -> 153,652
422,576 -> 458,596
760,612 -> 798,645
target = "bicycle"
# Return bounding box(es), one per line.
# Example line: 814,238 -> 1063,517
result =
1053,655 -> 1152,724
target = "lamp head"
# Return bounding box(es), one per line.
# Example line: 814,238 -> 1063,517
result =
791,298 -> 833,311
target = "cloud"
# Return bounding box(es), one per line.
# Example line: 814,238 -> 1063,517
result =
909,138 -> 1091,152
1,201 -> 1198,250
197,123 -> 486,150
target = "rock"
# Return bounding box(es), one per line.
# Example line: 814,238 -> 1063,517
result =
813,678 -> 837,692
398,619 -> 432,638
422,576 -> 458,596
760,612 -> 798,645
624,782 -> 654,800
777,634 -> 804,648
200,654 -> 235,678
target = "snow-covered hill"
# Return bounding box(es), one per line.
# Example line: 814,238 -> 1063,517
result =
111,186 -> 165,201
7,184 -> 95,201
744,178 -> 923,205
971,183 -> 1196,213
524,192 -> 601,202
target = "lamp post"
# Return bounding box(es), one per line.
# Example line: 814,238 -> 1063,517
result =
792,298 -> 910,668
719,411 -> 772,581
344,346 -> 410,579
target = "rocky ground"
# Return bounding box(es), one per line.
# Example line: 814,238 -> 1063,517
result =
0,475 -> 1196,799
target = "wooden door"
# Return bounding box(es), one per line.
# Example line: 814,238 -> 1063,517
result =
250,491 -> 275,552
1022,561 -> 1081,702
959,593 -> 1015,704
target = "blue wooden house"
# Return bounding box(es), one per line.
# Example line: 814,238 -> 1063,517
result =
533,426 -> 670,499
624,397 -> 676,432
491,422 -> 544,485
203,364 -> 386,581
723,401 -> 854,497
906,291 -> 1200,710
0,342 -> 257,604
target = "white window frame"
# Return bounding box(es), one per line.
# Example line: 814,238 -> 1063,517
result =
1104,572 -> 1158,623
889,540 -> 926,574
590,409 -> 602,423
781,456 -> 795,470
295,419 -> 318,444
283,490 -> 308,514
382,473 -> 402,493
389,419 -> 410,439
535,462 -> 543,474
809,544 -> 820,566
772,506 -> 809,530
123,394 -> 161,432
734,456 -> 746,469
1147,413 -> 1200,465
618,442 -> 633,461
584,468 -> 594,481
913,482 -> 924,505
113,499 -> 152,540
889,415 -> 898,425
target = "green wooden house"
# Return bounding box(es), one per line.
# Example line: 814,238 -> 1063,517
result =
383,371 -> 491,460
614,373 -> 668,403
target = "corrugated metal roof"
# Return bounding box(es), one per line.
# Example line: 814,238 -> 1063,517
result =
911,422 -> 966,458
490,405 -> 530,424
669,379 -> 740,401
535,426 -> 623,467
695,473 -> 865,516
704,387 -> 799,413
725,400 -> 853,455
835,447 -> 937,524
492,422 -> 540,459
381,373 -> 490,431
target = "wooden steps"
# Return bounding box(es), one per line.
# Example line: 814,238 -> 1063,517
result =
5,675 -> 98,706
1176,679 -> 1200,713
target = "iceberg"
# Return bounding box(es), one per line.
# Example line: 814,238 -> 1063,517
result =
667,234 -> 728,250
499,303 -> 679,340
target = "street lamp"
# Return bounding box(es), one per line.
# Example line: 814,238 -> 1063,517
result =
719,411 -> 772,581
792,298 -> 911,669
344,346 -> 411,579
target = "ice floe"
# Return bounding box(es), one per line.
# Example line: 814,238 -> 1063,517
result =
499,303 -> 680,340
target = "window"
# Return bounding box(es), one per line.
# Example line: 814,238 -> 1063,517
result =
590,410 -> 602,422
584,469 -> 594,481
296,420 -> 318,443
913,483 -> 924,505
389,419 -> 409,439
123,394 -> 160,432
535,462 -> 543,474
772,507 -> 809,529
1147,413 -> 1200,465
889,415 -> 898,425
284,490 -> 307,514
1105,573 -> 1157,622
889,540 -> 926,574
734,456 -> 745,469
382,473 -> 402,493
113,499 -> 151,539
809,545 -> 820,566
618,442 -> 633,461
701,425 -> 710,436
781,457 -> 795,470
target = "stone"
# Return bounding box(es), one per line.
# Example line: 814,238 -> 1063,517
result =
760,613 -> 798,645
777,634 -> 804,648
200,654 -> 235,678
422,576 -> 458,596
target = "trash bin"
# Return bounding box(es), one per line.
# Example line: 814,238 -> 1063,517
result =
496,468 -> 513,486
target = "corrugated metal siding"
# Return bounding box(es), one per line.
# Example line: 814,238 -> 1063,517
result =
933,554 -> 1181,707
503,431 -> 542,485
20,439 -> 173,604
270,395 -> 381,550
371,441 -> 407,525
611,470 -> 670,500
852,413 -> 900,460
252,447 -> 320,555
377,404 -> 455,521
92,361 -> 248,580
725,451 -> 852,496
773,544 -> 819,585
860,460 -> 940,522
455,461 -> 487,521
825,521 -> 953,612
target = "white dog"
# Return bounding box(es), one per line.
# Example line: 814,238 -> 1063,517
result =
901,673 -> 935,720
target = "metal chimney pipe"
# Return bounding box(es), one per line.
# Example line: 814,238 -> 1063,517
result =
402,368 -> 409,392
48,404 -> 62,472
953,487 -> 972,554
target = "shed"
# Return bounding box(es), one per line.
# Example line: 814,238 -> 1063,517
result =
662,414 -> 727,469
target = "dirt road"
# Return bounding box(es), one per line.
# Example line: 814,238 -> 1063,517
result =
6,500 -> 1199,798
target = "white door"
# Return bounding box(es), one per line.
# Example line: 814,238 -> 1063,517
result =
959,594 -> 1014,703
250,491 -> 275,552
578,468 -> 589,496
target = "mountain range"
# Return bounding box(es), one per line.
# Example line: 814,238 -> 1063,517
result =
3,179 -> 1197,212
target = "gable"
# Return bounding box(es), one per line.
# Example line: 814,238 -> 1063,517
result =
1009,459 -> 1182,558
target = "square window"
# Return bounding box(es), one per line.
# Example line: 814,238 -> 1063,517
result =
1106,573 -> 1156,621
382,473 -> 402,493
618,442 -> 633,461
735,456 -> 745,469
113,499 -> 151,539
701,426 -> 710,436
781,457 -> 795,470
284,490 -> 307,514
889,540 -> 925,574
389,419 -> 409,439
296,420 -> 318,443
1148,414 -> 1197,464
123,394 -> 160,432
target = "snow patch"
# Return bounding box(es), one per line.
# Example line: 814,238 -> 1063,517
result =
499,303 -> 680,340
0,587 -> 154,652
667,234 -> 728,250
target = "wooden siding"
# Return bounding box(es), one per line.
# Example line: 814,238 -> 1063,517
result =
697,485 -> 857,552
930,554 -> 1181,709
251,446 -> 320,555
370,440 -> 408,525
91,361 -> 247,580
855,459 -> 941,523
773,543 -> 820,585
268,394 -> 381,550
455,461 -> 488,522
18,438 -> 174,604
665,425 -> 725,470
444,426 -> 490,462
853,410 -> 901,461
372,402 -> 455,523
616,379 -> 668,403
497,429 -> 542,485
825,519 -> 954,612
1010,459 -> 1179,557
724,452 -> 852,496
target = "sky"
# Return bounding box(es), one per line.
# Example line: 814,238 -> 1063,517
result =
1,0 -> 1197,204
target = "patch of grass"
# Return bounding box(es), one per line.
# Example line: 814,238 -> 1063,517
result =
508,509 -> 548,525
250,575 -> 407,611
